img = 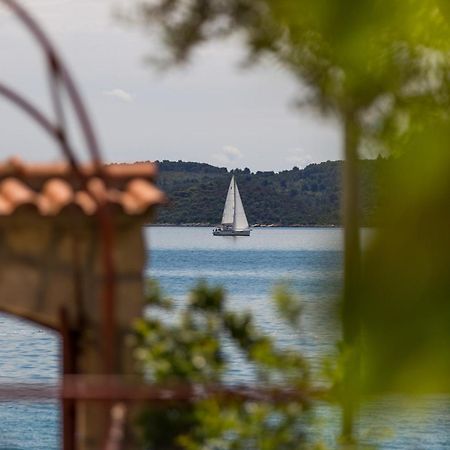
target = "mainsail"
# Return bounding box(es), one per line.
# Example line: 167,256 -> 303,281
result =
233,181 -> 249,231
220,176 -> 249,231
221,176 -> 235,225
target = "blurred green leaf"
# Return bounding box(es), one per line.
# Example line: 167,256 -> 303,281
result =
134,281 -> 313,449
272,283 -> 303,328
145,279 -> 173,309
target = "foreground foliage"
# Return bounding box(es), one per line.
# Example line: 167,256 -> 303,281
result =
128,0 -> 450,446
134,281 -> 325,450
129,0 -> 450,396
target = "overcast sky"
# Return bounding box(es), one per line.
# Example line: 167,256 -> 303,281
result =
0,0 -> 341,172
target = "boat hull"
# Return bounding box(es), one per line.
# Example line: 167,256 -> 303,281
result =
213,229 -> 251,236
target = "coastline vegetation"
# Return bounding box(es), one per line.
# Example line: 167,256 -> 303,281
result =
116,159 -> 385,227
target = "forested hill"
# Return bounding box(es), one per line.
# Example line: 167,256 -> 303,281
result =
150,159 -> 385,226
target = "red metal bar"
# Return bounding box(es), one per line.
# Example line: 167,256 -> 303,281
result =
60,308 -> 77,450
97,205 -> 117,374
0,378 -> 323,405
0,0 -> 117,378
0,6 -> 118,449
0,0 -> 101,166
0,82 -> 60,144
0,82 -> 83,178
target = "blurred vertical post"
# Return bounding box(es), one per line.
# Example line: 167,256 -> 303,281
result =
341,112 -> 361,442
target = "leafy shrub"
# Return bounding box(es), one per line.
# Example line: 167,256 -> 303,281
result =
133,281 -> 323,450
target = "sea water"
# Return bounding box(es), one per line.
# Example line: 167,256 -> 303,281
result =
0,227 -> 448,449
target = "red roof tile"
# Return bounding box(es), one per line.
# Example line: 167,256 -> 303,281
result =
0,158 -> 166,217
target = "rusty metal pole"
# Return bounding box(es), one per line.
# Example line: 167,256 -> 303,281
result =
0,2 -> 118,447
60,308 -> 77,450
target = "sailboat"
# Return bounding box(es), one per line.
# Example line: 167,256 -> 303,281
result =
213,175 -> 251,236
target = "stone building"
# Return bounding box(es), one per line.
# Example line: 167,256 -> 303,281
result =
0,157 -> 166,449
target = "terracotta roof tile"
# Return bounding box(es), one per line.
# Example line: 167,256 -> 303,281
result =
118,191 -> 142,215
1,178 -> 36,206
0,157 -> 158,189
87,177 -> 108,203
74,191 -> 97,215
42,179 -> 74,214
127,179 -> 166,211
0,196 -> 13,215
0,159 -> 166,217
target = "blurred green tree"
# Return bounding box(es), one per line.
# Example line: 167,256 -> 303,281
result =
134,281 -> 317,449
128,0 -> 450,444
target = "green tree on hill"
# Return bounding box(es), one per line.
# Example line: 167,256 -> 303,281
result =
154,159 -> 384,227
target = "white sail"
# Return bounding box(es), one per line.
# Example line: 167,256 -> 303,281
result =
214,175 -> 250,236
221,176 -> 235,225
233,179 -> 249,231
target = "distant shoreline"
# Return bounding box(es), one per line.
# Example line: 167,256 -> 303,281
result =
147,223 -> 338,228
148,160 -> 380,226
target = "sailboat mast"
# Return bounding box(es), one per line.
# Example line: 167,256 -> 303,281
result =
232,175 -> 237,230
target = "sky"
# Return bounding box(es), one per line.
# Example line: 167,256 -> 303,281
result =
0,0 -> 341,172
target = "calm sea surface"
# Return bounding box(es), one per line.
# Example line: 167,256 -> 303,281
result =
0,227 -> 448,449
